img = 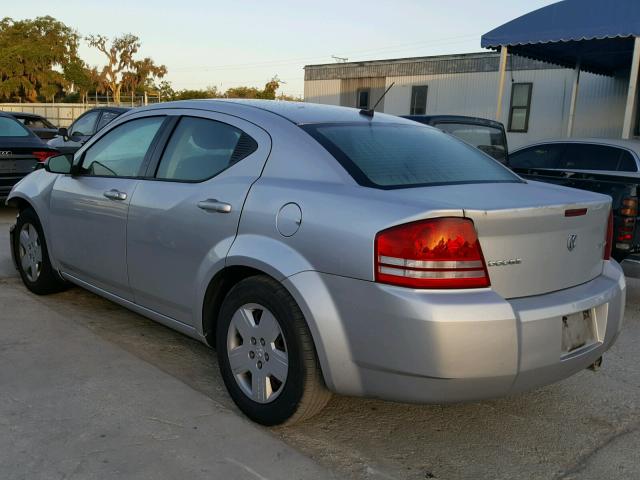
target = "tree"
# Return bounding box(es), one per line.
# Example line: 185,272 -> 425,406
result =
224,77 -> 283,99
0,16 -> 80,102
63,60 -> 103,102
86,33 -> 166,104
171,86 -> 220,100
224,85 -> 260,99
122,57 -> 167,96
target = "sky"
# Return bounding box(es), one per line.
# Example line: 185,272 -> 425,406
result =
4,0 -> 558,97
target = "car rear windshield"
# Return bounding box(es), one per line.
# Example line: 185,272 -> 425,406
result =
303,122 -> 520,189
0,116 -> 30,137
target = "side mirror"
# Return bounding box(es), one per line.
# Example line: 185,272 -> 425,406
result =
44,154 -> 74,174
57,127 -> 69,140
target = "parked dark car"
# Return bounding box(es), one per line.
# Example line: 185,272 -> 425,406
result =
47,106 -> 129,154
6,112 -> 58,140
510,139 -> 640,261
0,112 -> 58,199
402,115 -> 509,164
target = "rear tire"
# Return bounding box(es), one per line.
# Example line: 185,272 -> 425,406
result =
216,275 -> 331,425
14,208 -> 67,295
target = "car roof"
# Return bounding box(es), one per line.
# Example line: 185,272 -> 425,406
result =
514,138 -> 640,155
140,99 -> 416,126
2,111 -> 45,119
402,114 -> 505,130
88,106 -> 130,113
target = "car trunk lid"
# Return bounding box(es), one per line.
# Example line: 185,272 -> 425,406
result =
382,181 -> 611,299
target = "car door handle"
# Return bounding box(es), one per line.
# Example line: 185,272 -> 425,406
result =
197,199 -> 232,213
103,189 -> 127,201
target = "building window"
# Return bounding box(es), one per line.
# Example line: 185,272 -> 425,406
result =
508,83 -> 533,132
357,89 -> 370,109
410,85 -> 428,115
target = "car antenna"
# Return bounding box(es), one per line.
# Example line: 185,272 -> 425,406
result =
360,82 -> 395,117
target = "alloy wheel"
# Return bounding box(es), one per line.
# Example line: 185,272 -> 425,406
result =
18,223 -> 42,282
226,303 -> 289,404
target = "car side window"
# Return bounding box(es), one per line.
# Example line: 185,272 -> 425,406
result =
70,111 -> 100,137
618,150 -> 638,172
97,111 -> 120,131
509,144 -> 565,169
560,144 -> 637,172
81,116 -> 164,177
155,116 -> 257,182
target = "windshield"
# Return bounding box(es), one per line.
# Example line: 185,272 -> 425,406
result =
435,122 -> 506,162
0,116 -> 31,137
303,123 -> 520,189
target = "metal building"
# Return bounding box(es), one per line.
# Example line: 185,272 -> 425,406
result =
304,51 -> 628,149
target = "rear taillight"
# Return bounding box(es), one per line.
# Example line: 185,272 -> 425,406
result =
620,197 -> 638,217
604,210 -> 613,260
33,150 -> 57,163
616,196 -> 637,251
375,217 -> 490,289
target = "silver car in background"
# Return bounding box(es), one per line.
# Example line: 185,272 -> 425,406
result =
6,100 -> 625,425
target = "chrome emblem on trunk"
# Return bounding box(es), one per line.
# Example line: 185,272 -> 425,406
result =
567,234 -> 577,251
487,258 -> 522,267
0,151 -> 11,155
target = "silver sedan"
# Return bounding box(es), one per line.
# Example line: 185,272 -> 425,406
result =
6,100 -> 625,425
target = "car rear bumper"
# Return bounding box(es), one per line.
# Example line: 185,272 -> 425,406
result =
284,260 -> 625,403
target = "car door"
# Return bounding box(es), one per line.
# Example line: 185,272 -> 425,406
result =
126,110 -> 271,326
49,114 -> 167,300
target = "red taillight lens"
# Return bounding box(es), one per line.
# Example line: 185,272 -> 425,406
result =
375,217 -> 490,289
604,210 -> 613,260
33,150 -> 57,163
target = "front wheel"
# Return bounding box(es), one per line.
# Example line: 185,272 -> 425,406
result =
216,276 -> 331,425
13,208 -> 67,295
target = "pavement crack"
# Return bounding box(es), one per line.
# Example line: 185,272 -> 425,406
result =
225,457 -> 271,480
556,420 -> 640,479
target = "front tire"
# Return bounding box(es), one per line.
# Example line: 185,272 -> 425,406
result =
13,208 -> 67,295
216,275 -> 331,425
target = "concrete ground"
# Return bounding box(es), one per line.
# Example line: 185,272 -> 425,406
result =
1,205 -> 639,480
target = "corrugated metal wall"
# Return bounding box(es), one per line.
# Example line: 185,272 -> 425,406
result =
304,57 -> 629,149
304,80 -> 341,106
340,77 -> 386,111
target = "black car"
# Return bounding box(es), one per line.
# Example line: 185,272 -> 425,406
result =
6,112 -> 58,140
47,106 -> 129,154
0,112 -> 58,199
402,114 -> 509,164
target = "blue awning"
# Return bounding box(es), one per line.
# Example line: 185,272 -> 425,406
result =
481,0 -> 640,75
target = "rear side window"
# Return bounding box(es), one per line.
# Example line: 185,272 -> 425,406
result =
303,123 -> 520,188
0,117 -> 30,137
509,144 -> 565,169
560,144 -> 637,172
435,122 -> 506,162
70,111 -> 100,137
155,117 -> 257,182
97,111 -> 121,131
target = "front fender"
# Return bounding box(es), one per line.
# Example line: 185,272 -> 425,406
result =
6,170 -> 59,268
